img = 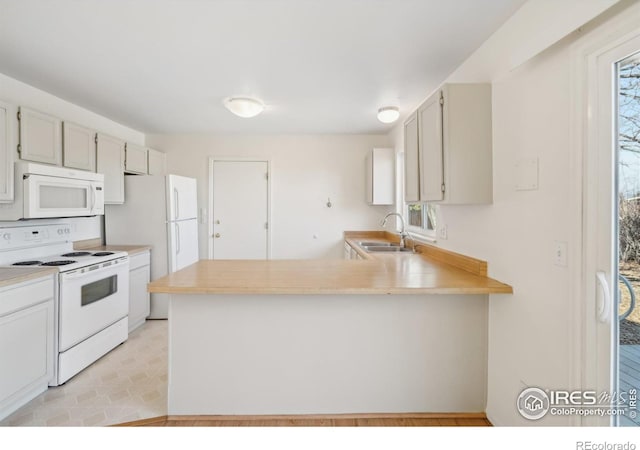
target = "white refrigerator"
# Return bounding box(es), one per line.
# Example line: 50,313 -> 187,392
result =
105,174 -> 199,319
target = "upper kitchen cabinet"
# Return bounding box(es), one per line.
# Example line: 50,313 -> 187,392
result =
403,112 -> 419,203
417,91 -> 444,202
0,101 -> 16,202
62,121 -> 96,172
147,148 -> 166,176
366,148 -> 394,205
405,83 -> 492,205
124,142 -> 147,174
17,107 -> 62,166
96,133 -> 125,204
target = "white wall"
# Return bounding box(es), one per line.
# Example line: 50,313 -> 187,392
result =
388,0 -> 634,426
0,72 -> 145,239
145,134 -> 393,259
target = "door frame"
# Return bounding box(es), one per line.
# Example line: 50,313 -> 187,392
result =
207,157 -> 272,259
570,2 -> 640,426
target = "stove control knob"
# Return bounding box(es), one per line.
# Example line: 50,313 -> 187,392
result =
57,229 -> 63,235
2,233 -> 9,240
65,228 -> 70,234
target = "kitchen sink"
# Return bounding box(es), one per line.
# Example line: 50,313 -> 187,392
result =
357,241 -> 398,247
363,246 -> 413,253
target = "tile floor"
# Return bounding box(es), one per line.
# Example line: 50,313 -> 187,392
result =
0,320 -> 168,427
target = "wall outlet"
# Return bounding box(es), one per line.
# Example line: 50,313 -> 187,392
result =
554,241 -> 567,267
438,224 -> 448,240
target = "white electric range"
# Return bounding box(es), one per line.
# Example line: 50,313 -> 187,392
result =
0,223 -> 129,386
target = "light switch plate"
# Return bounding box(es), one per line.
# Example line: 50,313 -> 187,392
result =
515,157 -> 539,191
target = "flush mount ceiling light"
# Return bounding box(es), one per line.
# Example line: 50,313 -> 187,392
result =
223,97 -> 265,118
377,106 -> 400,124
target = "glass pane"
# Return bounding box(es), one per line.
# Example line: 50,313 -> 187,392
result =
40,185 -> 87,209
81,275 -> 117,307
407,203 -> 423,228
425,204 -> 437,231
617,51 -> 640,427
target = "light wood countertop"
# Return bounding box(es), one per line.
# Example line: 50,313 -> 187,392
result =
0,267 -> 57,288
82,245 -> 152,256
148,232 -> 512,295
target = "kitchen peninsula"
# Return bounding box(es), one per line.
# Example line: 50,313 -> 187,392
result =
148,232 -> 512,416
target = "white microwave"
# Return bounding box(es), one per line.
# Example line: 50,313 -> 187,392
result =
0,162 -> 104,220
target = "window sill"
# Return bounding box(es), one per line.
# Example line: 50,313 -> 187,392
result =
406,228 -> 437,244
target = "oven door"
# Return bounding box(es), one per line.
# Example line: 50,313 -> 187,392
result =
23,174 -> 102,218
58,258 -> 129,352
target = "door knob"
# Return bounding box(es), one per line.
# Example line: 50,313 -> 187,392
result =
214,233 -> 221,238
215,220 -> 220,224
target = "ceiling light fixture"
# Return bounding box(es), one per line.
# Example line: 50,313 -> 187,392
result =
223,97 -> 265,118
377,106 -> 400,124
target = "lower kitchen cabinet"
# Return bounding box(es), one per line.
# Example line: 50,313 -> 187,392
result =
0,274 -> 54,421
128,250 -> 151,332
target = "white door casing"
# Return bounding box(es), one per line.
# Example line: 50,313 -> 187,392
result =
209,159 -> 270,260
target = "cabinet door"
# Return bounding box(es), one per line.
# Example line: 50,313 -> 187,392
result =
403,112 -> 420,202
125,142 -> 148,174
96,133 -> 125,204
62,121 -> 96,171
18,107 -> 62,166
0,101 -> 15,202
369,148 -> 394,205
147,148 -> 166,175
128,263 -> 150,332
418,91 -> 444,202
0,301 -> 53,405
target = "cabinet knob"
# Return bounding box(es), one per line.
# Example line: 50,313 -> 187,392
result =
214,233 -> 221,238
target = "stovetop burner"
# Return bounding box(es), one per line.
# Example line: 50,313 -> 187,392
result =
41,260 -> 76,266
12,261 -> 43,266
92,252 -> 114,256
61,252 -> 92,257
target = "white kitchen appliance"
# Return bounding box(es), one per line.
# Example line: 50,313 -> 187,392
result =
0,162 -> 104,221
105,174 -> 199,319
0,223 -> 129,386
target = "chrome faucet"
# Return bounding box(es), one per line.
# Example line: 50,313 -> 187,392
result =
381,212 -> 409,248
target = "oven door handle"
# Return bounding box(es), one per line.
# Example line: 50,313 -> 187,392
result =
60,258 -> 129,280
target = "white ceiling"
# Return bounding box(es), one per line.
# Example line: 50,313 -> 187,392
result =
0,0 -> 526,135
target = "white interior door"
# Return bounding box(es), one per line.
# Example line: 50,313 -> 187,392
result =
211,160 -> 269,259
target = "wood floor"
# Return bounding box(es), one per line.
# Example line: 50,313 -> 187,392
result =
116,413 -> 492,427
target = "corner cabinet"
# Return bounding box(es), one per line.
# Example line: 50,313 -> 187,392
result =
405,83 -> 493,205
17,107 -> 62,166
366,148 -> 395,205
62,121 -> 96,172
128,250 -> 151,332
124,142 -> 148,175
0,101 -> 16,202
147,148 -> 166,175
96,133 -> 125,204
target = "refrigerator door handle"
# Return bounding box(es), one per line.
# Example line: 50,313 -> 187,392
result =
174,188 -> 179,220
175,223 -> 180,255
